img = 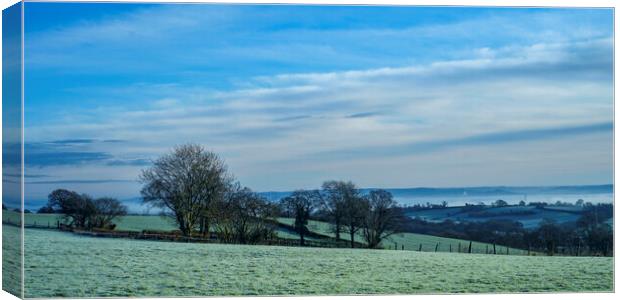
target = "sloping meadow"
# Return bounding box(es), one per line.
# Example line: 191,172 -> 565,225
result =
14,225 -> 612,297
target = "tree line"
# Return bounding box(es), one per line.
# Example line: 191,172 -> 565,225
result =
33,143 -> 611,255
281,182 -> 405,248
405,198 -> 592,212
139,143 -> 404,248
401,203 -> 613,256
39,189 -> 128,230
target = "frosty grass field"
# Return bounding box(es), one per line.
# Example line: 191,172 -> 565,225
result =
6,211 -> 525,253
279,218 -> 528,254
4,225 -> 612,297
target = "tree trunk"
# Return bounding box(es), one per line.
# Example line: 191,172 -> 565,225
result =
350,230 -> 355,248
199,217 -> 206,236
335,221 -> 341,240
576,241 -> 580,256
180,223 -> 188,236
180,218 -> 194,237
204,218 -> 211,238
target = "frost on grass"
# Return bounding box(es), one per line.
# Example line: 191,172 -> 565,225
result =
2,225 -> 22,297
18,226 -> 613,297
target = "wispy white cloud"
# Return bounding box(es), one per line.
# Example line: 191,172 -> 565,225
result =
22,5 -> 613,199
25,5 -> 612,75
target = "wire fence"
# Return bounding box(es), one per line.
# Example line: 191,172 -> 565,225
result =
2,218 -> 558,256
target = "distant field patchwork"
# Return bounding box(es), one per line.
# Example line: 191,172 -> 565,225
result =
405,205 -> 592,228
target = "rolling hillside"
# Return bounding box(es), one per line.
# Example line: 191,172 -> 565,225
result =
4,211 -> 526,254
278,218 -> 527,254
3,211 -> 310,241
405,204 -> 601,228
7,225 -> 612,297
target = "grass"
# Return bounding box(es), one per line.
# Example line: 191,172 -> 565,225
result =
3,211 -> 178,232
278,218 -> 527,254
543,205 -> 585,213
385,233 -> 527,255
2,224 -> 21,297
3,211 -> 313,241
406,205 -> 587,228
8,225 -> 612,297
6,211 -> 527,254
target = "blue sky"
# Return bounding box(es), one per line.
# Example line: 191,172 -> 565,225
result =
20,3 -> 613,201
2,2 -> 22,207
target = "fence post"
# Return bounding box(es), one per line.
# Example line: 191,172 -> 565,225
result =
435,243 -> 439,252
486,245 -> 489,254
576,241 -> 580,257
493,243 -> 497,255
401,244 -> 404,251
507,247 -> 509,255
449,244 -> 452,252
468,241 -> 472,253
418,244 -> 422,252
458,243 -> 461,252
394,242 -> 397,250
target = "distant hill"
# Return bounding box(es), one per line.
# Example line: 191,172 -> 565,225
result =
22,184 -> 612,214
259,184 -> 613,202
406,204 -> 613,229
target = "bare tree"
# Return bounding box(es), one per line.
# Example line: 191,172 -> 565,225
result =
91,197 -> 128,229
139,144 -> 232,236
212,183 -> 278,244
281,190 -> 320,246
537,219 -> 561,255
47,189 -> 96,228
47,189 -> 127,230
320,180 -> 351,240
362,189 -> 402,249
210,195 -> 236,242
341,186 -> 366,248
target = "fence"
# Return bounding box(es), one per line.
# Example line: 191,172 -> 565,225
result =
2,217 -> 565,256
70,228 -> 362,248
2,219 -> 358,249
2,218 -> 60,230
386,240 -> 521,255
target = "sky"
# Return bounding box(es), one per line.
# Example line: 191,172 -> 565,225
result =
2,2 -> 22,208
19,3 -> 613,202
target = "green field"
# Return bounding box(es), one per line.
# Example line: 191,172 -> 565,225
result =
7,212 -> 514,253
6,225 -> 611,297
278,218 -> 527,254
4,211 -> 309,240
2,224 -> 21,297
3,211 -> 178,232
2,211 -> 530,254
406,205 -> 591,228
385,232 -> 526,255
